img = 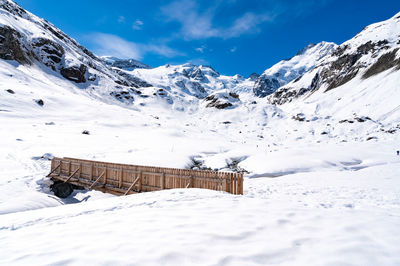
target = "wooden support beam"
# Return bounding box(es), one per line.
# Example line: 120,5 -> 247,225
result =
118,167 -> 123,188
64,167 -> 80,183
138,171 -> 142,192
186,176 -> 192,188
89,171 -> 106,189
124,176 -> 141,196
46,163 -> 61,177
161,173 -> 165,189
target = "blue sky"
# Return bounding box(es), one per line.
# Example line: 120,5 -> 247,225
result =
17,0 -> 400,76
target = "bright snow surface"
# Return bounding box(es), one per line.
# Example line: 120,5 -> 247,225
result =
1,55 -> 400,265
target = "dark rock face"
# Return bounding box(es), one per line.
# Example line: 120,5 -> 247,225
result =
189,68 -> 208,83
205,95 -> 233,109
0,26 -> 30,64
103,57 -> 152,70
112,69 -> 152,88
35,99 -> 44,106
51,181 -> 73,198
363,48 -> 400,79
323,40 -> 391,92
248,72 -> 260,81
253,75 -> 280,97
268,39 -> 396,105
32,37 -> 65,70
60,64 -> 87,83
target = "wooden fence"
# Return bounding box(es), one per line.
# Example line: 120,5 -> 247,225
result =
47,157 -> 244,195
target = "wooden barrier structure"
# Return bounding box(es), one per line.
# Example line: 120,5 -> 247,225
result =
48,157 -> 244,196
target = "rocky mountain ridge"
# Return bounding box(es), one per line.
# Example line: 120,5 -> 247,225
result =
267,12 -> 400,105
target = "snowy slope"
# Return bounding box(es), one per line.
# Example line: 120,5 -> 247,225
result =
101,56 -> 152,70
253,42 -> 337,97
1,1 -> 400,265
0,0 -> 153,106
269,12 -> 400,105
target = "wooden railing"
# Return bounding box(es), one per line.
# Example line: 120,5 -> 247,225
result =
48,157 -> 244,195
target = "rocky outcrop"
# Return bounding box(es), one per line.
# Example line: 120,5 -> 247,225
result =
102,56 -> 152,70
363,48 -> 400,79
32,37 -> 64,70
60,64 -> 87,83
253,42 -> 337,98
253,75 -> 280,97
0,25 -> 30,64
267,13 -> 400,105
248,73 -> 259,81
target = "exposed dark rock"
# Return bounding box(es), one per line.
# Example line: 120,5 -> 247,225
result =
253,75 -> 280,97
6,89 -> 15,94
60,64 -> 87,83
321,131 -> 329,135
103,57 -> 152,70
339,119 -> 354,124
187,156 -> 212,171
51,181 -> 73,198
112,69 -> 153,88
189,68 -> 208,82
225,158 -> 249,173
292,113 -> 306,122
205,94 -> 235,109
208,102 -> 232,109
82,130 -> 90,135
332,45 -> 349,57
363,48 -> 400,79
0,26 -> 30,64
35,99 -> 44,106
366,136 -> 378,141
249,72 -> 260,81
229,92 -> 239,99
32,37 -> 65,70
354,116 -> 371,122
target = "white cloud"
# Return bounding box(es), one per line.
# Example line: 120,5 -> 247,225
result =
188,58 -> 210,66
118,16 -> 126,24
88,33 -> 142,59
86,33 -> 184,60
132,19 -> 144,30
195,45 -> 207,53
161,0 -> 273,40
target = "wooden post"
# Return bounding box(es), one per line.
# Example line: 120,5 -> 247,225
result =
104,167 -> 107,187
138,171 -> 142,192
161,173 -> 165,190
118,167 -> 123,188
90,164 -> 93,180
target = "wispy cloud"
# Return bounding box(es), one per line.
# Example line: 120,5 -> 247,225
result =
195,45 -> 207,53
160,0 -> 329,40
160,0 -> 274,40
230,46 -> 237,53
85,33 -> 184,60
132,19 -> 144,30
118,16 -> 126,24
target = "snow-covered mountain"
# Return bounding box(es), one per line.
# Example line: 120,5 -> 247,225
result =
1,1 -> 400,265
101,56 -> 152,70
268,12 -> 400,106
0,0 -> 154,102
253,41 -> 337,97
